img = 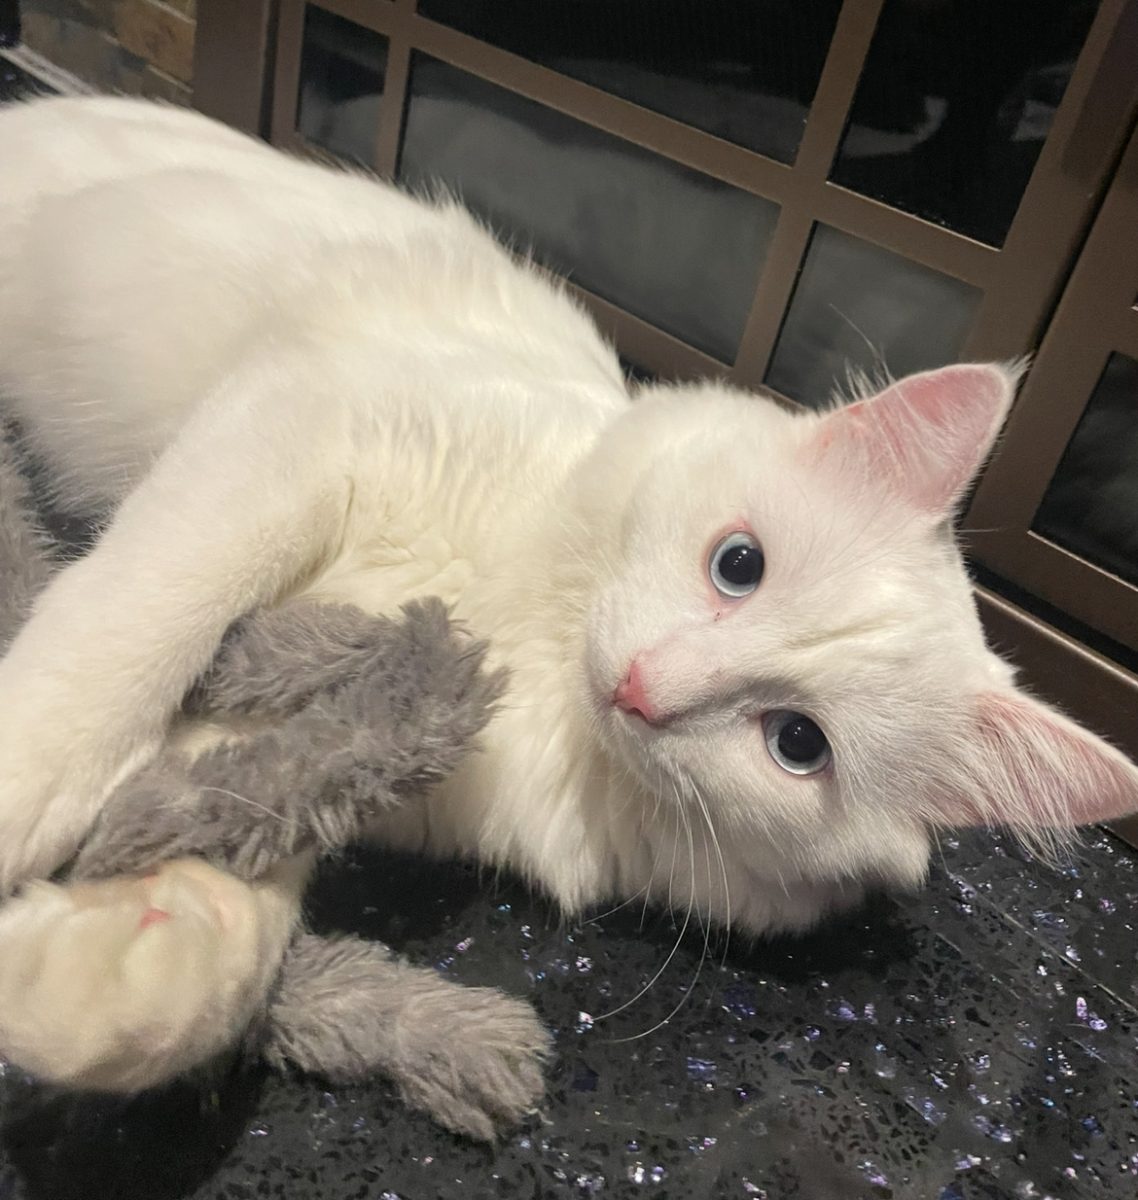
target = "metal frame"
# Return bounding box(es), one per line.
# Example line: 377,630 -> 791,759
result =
966,116 -> 1138,654
193,0 -> 279,136
194,0 -> 1138,391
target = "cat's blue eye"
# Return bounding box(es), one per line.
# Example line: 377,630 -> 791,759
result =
708,531 -> 764,599
764,710 -> 831,776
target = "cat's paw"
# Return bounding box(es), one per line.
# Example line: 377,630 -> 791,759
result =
394,983 -> 551,1141
0,859 -> 276,1091
0,759 -> 93,895
0,719 -> 160,895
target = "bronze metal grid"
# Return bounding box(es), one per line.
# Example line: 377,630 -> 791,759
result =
192,0 -> 1138,845
196,0 -> 1138,396
191,0 -> 279,136
967,115 -> 1138,656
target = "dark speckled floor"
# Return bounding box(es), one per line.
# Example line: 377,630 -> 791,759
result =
2,65 -> 1137,1200
0,828 -> 1136,1200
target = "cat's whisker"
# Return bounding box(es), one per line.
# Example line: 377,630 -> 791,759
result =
663,777 -> 689,923
595,765 -> 666,937
772,861 -> 791,899
607,959 -> 706,1043
593,801 -> 695,1024
681,779 -> 713,956
610,851 -> 711,1044
628,787 -> 667,924
584,883 -> 651,927
198,785 -> 290,825
929,824 -> 949,879
691,778 -> 732,973
641,807 -> 675,934
697,818 -> 713,1008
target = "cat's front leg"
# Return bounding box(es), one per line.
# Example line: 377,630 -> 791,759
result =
0,360 -> 355,893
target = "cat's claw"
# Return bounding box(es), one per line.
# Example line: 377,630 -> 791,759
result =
0,859 -> 284,1091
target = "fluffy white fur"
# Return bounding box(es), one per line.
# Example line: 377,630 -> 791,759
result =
0,96 -> 1135,1092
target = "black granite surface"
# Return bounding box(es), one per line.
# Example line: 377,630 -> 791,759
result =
0,827 -> 1134,1200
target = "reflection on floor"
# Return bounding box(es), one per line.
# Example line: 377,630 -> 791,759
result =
0,55 -> 50,103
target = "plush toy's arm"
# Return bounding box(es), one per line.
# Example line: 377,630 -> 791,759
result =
186,599 -> 447,717
261,932 -> 549,1141
71,599 -> 507,882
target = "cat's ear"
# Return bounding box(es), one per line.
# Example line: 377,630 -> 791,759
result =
812,363 -> 1021,515
941,690 -> 1138,830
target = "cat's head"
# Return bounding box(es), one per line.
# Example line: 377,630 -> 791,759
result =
576,363 -> 1138,931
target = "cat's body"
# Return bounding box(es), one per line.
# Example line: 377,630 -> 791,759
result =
0,96 -> 1135,1103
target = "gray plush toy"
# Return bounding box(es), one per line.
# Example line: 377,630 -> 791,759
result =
0,428 -> 548,1141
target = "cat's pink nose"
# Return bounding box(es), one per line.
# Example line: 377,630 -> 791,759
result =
613,660 -> 662,725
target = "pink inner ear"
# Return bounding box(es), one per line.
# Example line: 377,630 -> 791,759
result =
961,691 -> 1138,829
815,364 -> 1016,515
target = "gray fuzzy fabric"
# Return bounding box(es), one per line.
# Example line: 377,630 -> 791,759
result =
73,599 -> 507,881
0,436 -> 546,1140
186,599 -> 439,717
264,933 -> 550,1141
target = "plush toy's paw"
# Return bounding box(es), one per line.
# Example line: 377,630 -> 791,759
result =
374,598 -> 510,789
0,859 -> 279,1091
393,984 -> 550,1141
266,932 -> 549,1141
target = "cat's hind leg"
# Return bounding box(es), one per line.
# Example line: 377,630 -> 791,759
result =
264,932 -> 550,1141
0,856 -> 304,1092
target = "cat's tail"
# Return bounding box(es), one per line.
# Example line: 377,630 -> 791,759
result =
262,931 -> 550,1142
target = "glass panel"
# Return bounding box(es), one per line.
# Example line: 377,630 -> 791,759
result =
399,56 -> 779,363
417,0 -> 842,165
831,0 -> 1101,246
765,225 -> 980,406
1034,352 -> 1138,588
296,6 -> 389,166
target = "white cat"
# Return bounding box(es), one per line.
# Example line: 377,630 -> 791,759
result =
0,95 -> 1135,1100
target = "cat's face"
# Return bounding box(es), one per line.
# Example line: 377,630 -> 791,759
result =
577,365 -> 1138,932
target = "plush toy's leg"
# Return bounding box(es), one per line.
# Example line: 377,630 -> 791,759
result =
263,932 -> 549,1142
0,854 -> 307,1092
70,598 -> 506,882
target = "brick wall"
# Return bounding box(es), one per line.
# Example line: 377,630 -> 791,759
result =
22,0 -> 195,103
